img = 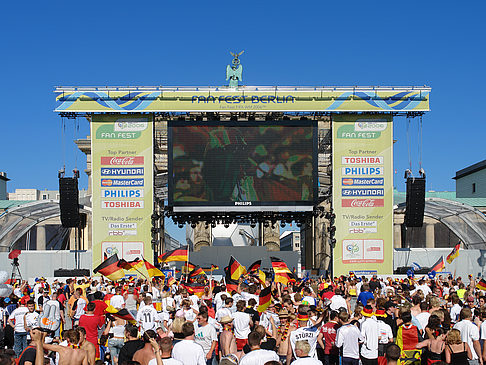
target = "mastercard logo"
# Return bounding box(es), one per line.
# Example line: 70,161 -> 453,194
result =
342,179 -> 354,185
102,179 -> 113,187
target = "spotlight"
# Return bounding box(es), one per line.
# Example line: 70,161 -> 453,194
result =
250,223 -> 256,228
211,223 -> 216,228
280,222 -> 286,228
191,223 -> 196,228
178,223 -> 184,228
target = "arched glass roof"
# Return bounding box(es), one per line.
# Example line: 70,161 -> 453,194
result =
396,198 -> 486,248
0,200 -> 91,251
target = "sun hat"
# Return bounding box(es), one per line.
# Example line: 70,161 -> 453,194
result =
219,315 -> 234,324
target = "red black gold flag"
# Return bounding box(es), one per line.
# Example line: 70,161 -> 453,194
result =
224,266 -> 239,292
188,266 -> 205,279
105,305 -> 137,323
257,286 -> 272,313
118,258 -> 144,271
182,282 -> 205,298
229,256 -> 247,280
477,279 -> 486,291
429,256 -> 445,273
446,243 -> 461,264
158,246 -> 189,263
182,262 -> 196,274
94,254 -> 124,281
270,257 -> 295,285
167,276 -> 176,286
248,260 -> 262,273
144,259 -> 165,278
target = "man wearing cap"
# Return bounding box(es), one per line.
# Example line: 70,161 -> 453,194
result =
219,315 -> 237,358
276,309 -> 297,364
360,305 -> 379,365
287,306 -> 320,365
8,295 -> 29,356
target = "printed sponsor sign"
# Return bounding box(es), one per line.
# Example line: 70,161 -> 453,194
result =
341,178 -> 384,186
101,168 -> 144,176
101,241 -> 144,262
101,178 -> 144,187
333,114 -> 393,274
342,167 -> 383,176
342,189 -> 384,197
101,156 -> 144,165
101,189 -> 144,198
108,223 -> 138,229
341,156 -> 383,165
108,230 -> 137,236
101,200 -> 144,209
341,199 -> 384,207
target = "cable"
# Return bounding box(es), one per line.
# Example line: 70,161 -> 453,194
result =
419,115 -> 423,170
61,117 -> 66,171
74,117 -> 78,170
406,117 -> 412,170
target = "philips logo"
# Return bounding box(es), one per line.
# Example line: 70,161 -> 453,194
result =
235,202 -> 252,206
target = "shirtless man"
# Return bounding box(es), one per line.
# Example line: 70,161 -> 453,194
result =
77,327 -> 96,365
32,328 -> 88,365
219,316 -> 237,358
133,330 -> 157,365
276,309 -> 297,364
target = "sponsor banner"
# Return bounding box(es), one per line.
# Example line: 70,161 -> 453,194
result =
101,156 -> 144,165
333,114 -> 393,275
101,200 -> 144,209
342,178 -> 384,186
101,167 -> 144,176
342,167 -> 383,176
341,156 -> 383,165
92,115 -> 153,271
101,189 -> 144,198
342,199 -> 384,207
101,178 -> 144,187
342,189 -> 384,197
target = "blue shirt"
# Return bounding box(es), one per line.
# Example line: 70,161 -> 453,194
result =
357,291 -> 374,307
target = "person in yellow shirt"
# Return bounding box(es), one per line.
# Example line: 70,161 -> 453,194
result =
456,283 -> 466,299
74,277 -> 92,298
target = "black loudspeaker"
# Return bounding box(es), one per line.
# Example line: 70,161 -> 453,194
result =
405,177 -> 426,227
59,177 -> 80,227
54,268 -> 90,277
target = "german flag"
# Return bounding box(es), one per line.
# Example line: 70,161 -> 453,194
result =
271,257 -> 295,286
250,269 -> 266,287
94,254 -> 125,281
182,282 -> 205,298
446,243 -> 461,264
224,266 -> 239,292
429,256 -> 445,273
202,264 -> 219,271
118,258 -> 144,271
182,262 -> 196,274
167,276 -> 176,286
477,279 -> 486,291
144,259 -> 165,278
257,286 -> 272,313
188,266 -> 205,279
229,256 -> 246,280
248,260 -> 261,273
158,246 -> 189,263
105,305 -> 137,324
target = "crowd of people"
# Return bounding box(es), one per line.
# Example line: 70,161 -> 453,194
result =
0,271 -> 485,365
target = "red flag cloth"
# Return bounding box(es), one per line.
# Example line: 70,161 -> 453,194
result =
8,250 -> 21,259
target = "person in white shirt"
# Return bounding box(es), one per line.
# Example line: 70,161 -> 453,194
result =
215,297 -> 233,322
415,302 -> 430,331
23,300 -> 39,341
148,336 -> 182,365
290,340 -> 321,365
232,300 -> 253,351
172,322 -> 206,365
110,287 -> 125,309
375,310 -> 393,357
287,308 -> 320,364
239,331 -> 280,365
329,288 -> 347,312
453,307 -> 482,362
335,311 -> 364,364
8,298 -> 29,357
215,286 -> 231,311
360,306 -> 379,363
137,296 -> 159,333
301,288 -> 316,307
194,310 -> 218,363
450,295 -> 462,323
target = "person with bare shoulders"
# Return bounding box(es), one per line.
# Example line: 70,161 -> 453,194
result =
276,309 -> 297,364
133,330 -> 157,365
33,328 -> 88,365
77,327 -> 96,365
219,316 -> 237,358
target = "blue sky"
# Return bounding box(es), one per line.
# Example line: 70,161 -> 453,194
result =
1,0 -> 485,243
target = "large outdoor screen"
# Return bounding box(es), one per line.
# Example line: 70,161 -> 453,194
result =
168,121 -> 317,210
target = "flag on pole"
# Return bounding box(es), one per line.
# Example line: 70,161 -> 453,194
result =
229,256 -> 247,280
143,259 -> 165,278
105,305 -> 137,324
182,262 -> 196,274
248,260 -> 262,273
167,276 -> 176,286
224,266 -> 239,292
118,258 -> 144,271
188,266 -> 205,280
477,279 -> 486,291
446,243 -> 461,264
257,286 -> 272,313
158,246 -> 189,263
270,257 -> 295,285
94,254 -> 125,281
429,257 -> 445,273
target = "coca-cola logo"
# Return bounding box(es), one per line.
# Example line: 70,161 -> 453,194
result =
101,156 -> 144,165
342,199 -> 384,208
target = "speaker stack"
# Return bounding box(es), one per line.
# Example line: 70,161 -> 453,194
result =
405,177 -> 426,227
59,177 -> 80,228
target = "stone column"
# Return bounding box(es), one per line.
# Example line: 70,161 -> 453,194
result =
194,222 -> 211,251
263,224 -> 280,251
36,224 -> 46,250
425,221 -> 435,248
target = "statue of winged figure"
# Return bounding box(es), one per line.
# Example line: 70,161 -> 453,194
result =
226,50 -> 244,88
